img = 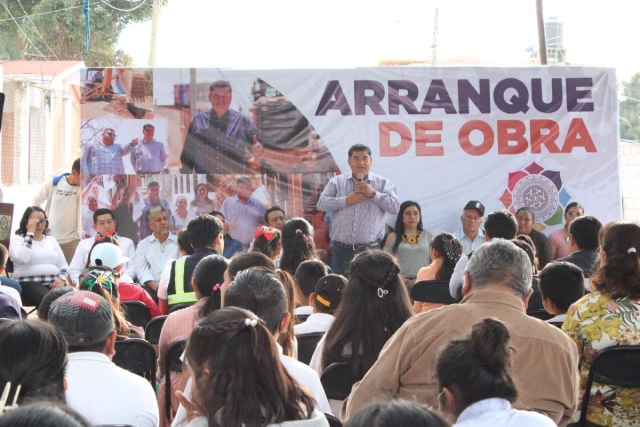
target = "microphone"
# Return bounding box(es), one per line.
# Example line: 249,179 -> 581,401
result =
357,173 -> 364,183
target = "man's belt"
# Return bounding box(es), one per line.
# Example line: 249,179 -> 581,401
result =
333,241 -> 380,251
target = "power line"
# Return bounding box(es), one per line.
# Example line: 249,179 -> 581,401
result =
15,0 -> 59,60
99,0 -> 149,12
0,3 -> 89,23
0,0 -> 47,59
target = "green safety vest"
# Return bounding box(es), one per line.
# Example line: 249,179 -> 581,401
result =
167,257 -> 197,305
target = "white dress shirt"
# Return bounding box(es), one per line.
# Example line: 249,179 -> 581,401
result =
295,313 -> 334,336
66,352 -> 159,427
69,236 -> 136,284
135,232 -> 179,284
454,398 -> 557,427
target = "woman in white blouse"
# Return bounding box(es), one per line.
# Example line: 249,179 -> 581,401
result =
9,206 -> 69,307
436,318 -> 556,427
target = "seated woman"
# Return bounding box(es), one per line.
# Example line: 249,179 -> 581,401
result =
415,232 -> 463,313
0,319 -> 67,405
0,401 -> 91,427
280,218 -> 321,276
9,206 -> 69,307
549,202 -> 583,260
383,201 -> 432,286
177,306 -> 328,427
310,250 -> 413,379
437,318 -> 556,426
158,253 -> 227,427
563,221 -> 640,426
515,207 -> 552,269
250,226 -> 282,261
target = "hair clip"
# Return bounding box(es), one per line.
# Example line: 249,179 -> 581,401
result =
213,283 -> 221,292
628,247 -> 637,255
0,382 -> 21,414
295,229 -> 303,234
254,226 -> 280,243
244,318 -> 258,327
377,288 -> 389,298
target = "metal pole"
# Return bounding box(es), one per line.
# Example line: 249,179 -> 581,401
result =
536,0 -> 547,64
148,0 -> 159,66
431,7 -> 439,66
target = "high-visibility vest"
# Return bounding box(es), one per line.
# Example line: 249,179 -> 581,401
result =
167,257 -> 196,305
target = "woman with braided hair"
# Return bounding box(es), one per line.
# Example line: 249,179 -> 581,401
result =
310,250 -> 413,380
415,232 -> 464,313
175,306 -> 329,427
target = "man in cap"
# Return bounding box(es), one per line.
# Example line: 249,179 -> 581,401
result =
49,291 -> 159,426
295,274 -> 346,335
452,200 -> 486,256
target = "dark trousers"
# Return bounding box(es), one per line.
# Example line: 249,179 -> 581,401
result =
330,242 -> 381,278
19,281 -> 50,308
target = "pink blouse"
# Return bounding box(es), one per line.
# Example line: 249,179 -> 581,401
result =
549,229 -> 571,259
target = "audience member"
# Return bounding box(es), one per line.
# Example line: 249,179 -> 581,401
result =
436,318 -> 556,426
0,401 -> 92,427
277,269 -> 302,358
209,211 -> 243,259
295,274 -> 346,335
176,307 -> 329,427
9,206 -> 69,307
549,202 -> 584,260
0,293 -> 20,319
343,240 -> 579,426
516,207 -> 552,269
510,238 -> 544,311
265,206 -> 287,231
0,320 -> 67,404
452,200 -> 485,256
346,400 -> 449,427
318,144 -> 399,277
32,158 -> 82,262
157,228 -> 193,311
250,226 -> 282,261
294,260 -> 329,317
220,252 -> 276,306
449,210 -> 518,299
37,286 -> 75,321
415,232 -> 463,312
538,262 -> 585,323
311,250 -> 413,378
135,205 -> 179,298
69,208 -> 135,284
0,242 -> 22,295
220,177 -> 266,247
48,291 -> 159,426
563,221 -> 640,426
280,218 -> 320,276
383,201 -> 432,285
557,215 -> 603,280
158,254 -> 227,426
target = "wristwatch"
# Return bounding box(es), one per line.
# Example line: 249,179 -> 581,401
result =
370,190 -> 376,199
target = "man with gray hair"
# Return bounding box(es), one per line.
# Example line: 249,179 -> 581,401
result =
134,205 -> 179,297
342,239 -> 580,427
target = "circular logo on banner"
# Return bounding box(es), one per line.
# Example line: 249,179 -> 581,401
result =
499,162 -> 573,231
511,175 -> 559,222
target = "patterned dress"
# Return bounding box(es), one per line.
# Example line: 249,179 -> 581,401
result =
563,292 -> 640,426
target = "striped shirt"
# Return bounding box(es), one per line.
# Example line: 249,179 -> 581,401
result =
220,195 -> 266,245
318,172 -> 399,245
82,141 -> 135,175
130,138 -> 167,173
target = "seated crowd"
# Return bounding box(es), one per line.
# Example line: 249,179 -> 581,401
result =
1,194 -> 639,427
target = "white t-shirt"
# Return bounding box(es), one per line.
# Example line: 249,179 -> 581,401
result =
66,352 -> 159,427
43,177 -> 80,243
454,398 -> 557,427
294,313 -> 334,336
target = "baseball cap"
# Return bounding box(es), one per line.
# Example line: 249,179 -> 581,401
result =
90,243 -> 129,269
463,200 -> 485,217
314,274 -> 347,310
49,291 -> 115,347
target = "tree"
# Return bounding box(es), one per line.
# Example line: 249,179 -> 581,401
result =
0,0 -> 165,65
620,72 -> 640,141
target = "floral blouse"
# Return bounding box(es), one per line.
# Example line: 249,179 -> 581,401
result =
562,292 -> 640,426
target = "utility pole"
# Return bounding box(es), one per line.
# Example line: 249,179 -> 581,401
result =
536,0 -> 547,64
148,0 -> 160,66
431,7 -> 439,66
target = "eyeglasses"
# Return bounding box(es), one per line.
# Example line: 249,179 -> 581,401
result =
36,219 -> 49,227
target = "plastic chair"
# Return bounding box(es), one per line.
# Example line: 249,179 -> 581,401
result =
410,280 -> 459,304
577,345 -> 640,426
549,321 -> 564,329
168,302 -> 194,314
296,332 -> 325,365
295,314 -> 310,324
526,309 -> 553,321
321,362 -> 363,401
144,315 -> 167,345
164,338 -> 187,420
324,413 -> 343,427
112,338 -> 156,387
121,301 -> 152,328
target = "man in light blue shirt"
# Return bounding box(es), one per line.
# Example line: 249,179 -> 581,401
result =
452,200 -> 486,256
130,124 -> 167,174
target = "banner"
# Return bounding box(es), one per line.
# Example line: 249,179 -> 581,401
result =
79,66 -> 620,258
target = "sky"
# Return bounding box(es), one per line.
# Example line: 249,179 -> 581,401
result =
117,0 -> 640,82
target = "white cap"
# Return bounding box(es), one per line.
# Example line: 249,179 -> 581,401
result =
89,243 -> 129,269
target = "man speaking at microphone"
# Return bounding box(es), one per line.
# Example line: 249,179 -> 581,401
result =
318,144 -> 399,277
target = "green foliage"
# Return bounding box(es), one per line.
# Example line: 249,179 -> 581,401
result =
620,72 -> 640,141
0,0 -> 165,65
